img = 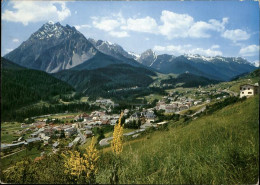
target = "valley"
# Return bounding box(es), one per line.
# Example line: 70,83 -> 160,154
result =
1,20 -> 259,184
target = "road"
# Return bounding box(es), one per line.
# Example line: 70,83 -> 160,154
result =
1,148 -> 26,159
190,106 -> 206,117
221,89 -> 238,97
99,128 -> 146,146
77,128 -> 86,144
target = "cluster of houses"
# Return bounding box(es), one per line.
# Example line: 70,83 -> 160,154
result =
1,120 -> 92,151
155,96 -> 201,113
94,98 -> 119,108
125,109 -> 156,124
75,111 -> 121,126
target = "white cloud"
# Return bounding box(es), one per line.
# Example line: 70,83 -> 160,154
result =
158,10 -> 228,39
2,1 -> 71,25
159,10 -> 194,38
5,48 -> 14,54
211,45 -> 220,49
121,16 -> 158,33
188,18 -> 228,38
153,44 -> 222,56
12,38 -> 19,43
253,60 -> 259,67
74,24 -> 91,30
109,31 -> 129,38
91,10 -> 254,43
93,18 -> 121,31
239,44 -> 259,56
222,29 -> 250,42
188,21 -> 213,38
208,17 -> 228,32
190,47 -> 223,56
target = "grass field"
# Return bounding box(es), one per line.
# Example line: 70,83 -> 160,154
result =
144,94 -> 164,103
97,96 -> 259,184
1,122 -> 22,143
35,112 -> 80,121
0,146 -> 42,170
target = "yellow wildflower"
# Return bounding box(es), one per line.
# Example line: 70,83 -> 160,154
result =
112,112 -> 124,155
83,137 -> 99,183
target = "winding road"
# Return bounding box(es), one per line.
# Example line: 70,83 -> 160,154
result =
99,128 -> 145,146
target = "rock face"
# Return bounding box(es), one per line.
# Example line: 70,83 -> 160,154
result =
137,49 -> 157,67
88,38 -> 134,60
4,22 -> 98,73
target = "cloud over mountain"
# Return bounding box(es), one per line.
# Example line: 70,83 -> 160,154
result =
2,1 -> 71,25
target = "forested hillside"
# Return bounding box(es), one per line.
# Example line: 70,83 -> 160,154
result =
53,64 -> 157,98
161,73 -> 220,87
1,58 -> 74,121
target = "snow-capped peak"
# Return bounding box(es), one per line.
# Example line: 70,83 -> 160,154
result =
105,40 -> 113,45
31,22 -> 76,40
48,20 -> 54,25
128,51 -> 140,59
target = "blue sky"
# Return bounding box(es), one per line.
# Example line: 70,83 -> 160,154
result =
1,1 -> 259,65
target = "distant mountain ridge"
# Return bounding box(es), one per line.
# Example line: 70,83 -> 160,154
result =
137,51 -> 256,81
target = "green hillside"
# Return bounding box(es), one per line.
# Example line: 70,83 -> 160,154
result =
96,96 -> 259,184
53,64 -> 157,99
1,57 -> 75,121
161,73 -> 220,88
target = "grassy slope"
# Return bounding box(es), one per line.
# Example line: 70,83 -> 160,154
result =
98,96 -> 259,184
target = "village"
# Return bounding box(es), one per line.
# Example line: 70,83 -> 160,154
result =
1,82 -> 259,159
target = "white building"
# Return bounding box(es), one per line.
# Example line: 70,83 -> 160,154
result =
240,84 -> 259,98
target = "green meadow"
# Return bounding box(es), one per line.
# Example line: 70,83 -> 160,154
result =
97,96 -> 259,184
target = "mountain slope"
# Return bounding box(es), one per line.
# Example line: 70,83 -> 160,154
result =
161,73 -> 220,88
1,58 -> 26,70
1,57 -> 74,120
71,50 -> 145,71
53,64 -> 157,98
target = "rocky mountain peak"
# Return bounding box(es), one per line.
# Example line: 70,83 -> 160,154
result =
30,21 -> 78,41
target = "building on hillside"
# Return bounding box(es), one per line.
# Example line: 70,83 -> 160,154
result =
156,101 -> 166,110
179,105 -> 189,111
52,141 -> 59,148
64,127 -> 77,137
84,130 -> 93,138
240,83 -> 259,98
164,105 -> 176,113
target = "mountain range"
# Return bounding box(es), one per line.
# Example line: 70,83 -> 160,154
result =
136,51 -> 256,81
3,21 -> 257,82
